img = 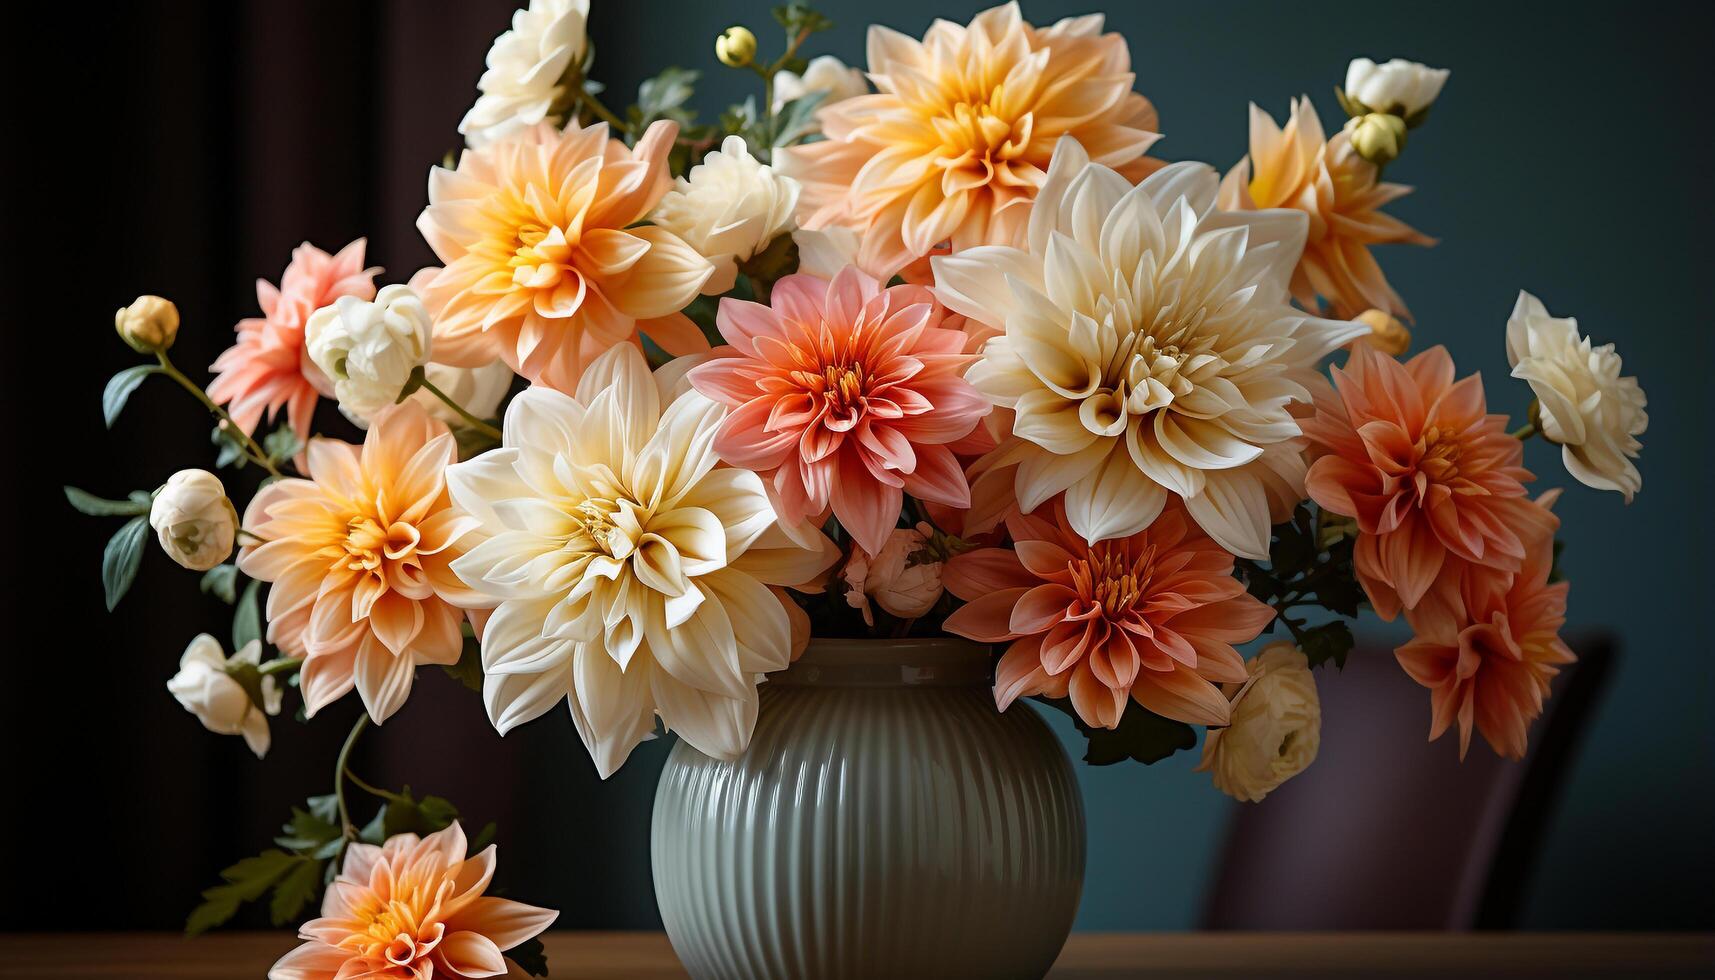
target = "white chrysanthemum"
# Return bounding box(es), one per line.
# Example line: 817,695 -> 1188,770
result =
446,345 -> 835,777
771,54 -> 869,113
934,137 -> 1365,557
649,136 -> 800,293
459,0 -> 590,148
1506,291 -> 1647,501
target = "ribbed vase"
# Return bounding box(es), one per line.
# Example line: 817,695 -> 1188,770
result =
651,637 -> 1085,980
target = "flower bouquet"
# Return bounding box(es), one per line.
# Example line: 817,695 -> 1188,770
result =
77,1 -> 1648,976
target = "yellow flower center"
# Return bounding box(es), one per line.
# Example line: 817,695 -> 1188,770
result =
1418,425 -> 1464,483
930,92 -> 1027,163
1068,542 -> 1159,619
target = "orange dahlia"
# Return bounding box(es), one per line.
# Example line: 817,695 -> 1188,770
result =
415,120 -> 713,393
1396,494 -> 1573,759
1301,344 -> 1554,621
777,1 -> 1159,277
943,501 -> 1274,729
1218,97 -> 1433,321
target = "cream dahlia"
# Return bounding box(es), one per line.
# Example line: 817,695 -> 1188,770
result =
238,402 -> 484,723
1396,494 -> 1573,759
1218,97 -> 1434,321
688,267 -> 988,555
208,239 -> 378,445
1506,291 -> 1647,501
416,120 -> 714,393
944,501 -> 1275,729
459,0 -> 590,148
777,1 -> 1160,277
269,821 -> 556,980
1301,343 -> 1556,621
936,138 -> 1365,557
446,344 -> 837,776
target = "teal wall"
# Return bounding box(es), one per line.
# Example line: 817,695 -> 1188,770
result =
591,0 -> 1713,928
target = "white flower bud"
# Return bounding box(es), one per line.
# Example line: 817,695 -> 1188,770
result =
166,635 -> 281,758
1344,112 -> 1408,166
149,469 -> 238,571
716,26 -> 757,68
650,136 -> 800,292
1196,642 -> 1321,802
1344,57 -> 1449,119
305,284 -> 434,422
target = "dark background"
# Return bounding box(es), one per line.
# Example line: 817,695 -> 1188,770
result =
2,0 -> 1710,932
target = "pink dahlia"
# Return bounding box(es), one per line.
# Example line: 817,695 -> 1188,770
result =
1301,344 -> 1553,621
207,239 -> 378,444
943,501 -> 1275,729
688,267 -> 990,555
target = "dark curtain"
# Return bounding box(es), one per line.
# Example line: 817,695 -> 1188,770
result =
1,0 -> 667,930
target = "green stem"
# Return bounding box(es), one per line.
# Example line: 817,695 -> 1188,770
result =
343,768 -> 404,804
1510,421 -> 1539,440
258,657 -> 302,678
577,85 -> 628,132
155,351 -> 282,477
418,376 -> 503,441
334,714 -> 370,838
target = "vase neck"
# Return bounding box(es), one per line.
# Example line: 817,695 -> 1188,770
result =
771,638 -> 993,688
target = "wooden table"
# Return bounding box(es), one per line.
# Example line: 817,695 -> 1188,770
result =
0,932 -> 1708,978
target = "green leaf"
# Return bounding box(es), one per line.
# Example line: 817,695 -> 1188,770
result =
442,636 -> 485,692
634,66 -> 699,130
184,849 -> 298,936
275,805 -> 341,853
359,804 -> 390,846
469,821 -> 498,855
1037,697 -> 1197,766
211,424 -> 247,469
507,937 -> 551,978
772,2 -> 834,35
263,425 -> 304,465
383,789 -> 461,840
233,578 -> 263,651
306,794 -> 339,825
64,485 -> 150,517
102,364 -> 160,428
200,564 -> 239,603
771,90 -> 828,147
1299,619 -> 1355,670
268,859 -> 322,926
102,516 -> 150,611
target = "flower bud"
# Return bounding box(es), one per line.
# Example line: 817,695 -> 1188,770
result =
1344,57 -> 1449,121
840,525 -> 945,625
716,26 -> 757,67
149,469 -> 238,571
1355,308 -> 1411,356
166,634 -> 281,758
1196,642 -> 1321,802
1346,112 -> 1408,166
115,295 -> 180,353
305,284 -> 434,422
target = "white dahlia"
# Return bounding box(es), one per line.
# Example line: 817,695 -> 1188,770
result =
934,137 -> 1366,557
459,0 -> 590,148
446,345 -> 836,776
1506,291 -> 1647,501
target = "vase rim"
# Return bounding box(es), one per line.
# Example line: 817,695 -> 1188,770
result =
772,636 -> 994,687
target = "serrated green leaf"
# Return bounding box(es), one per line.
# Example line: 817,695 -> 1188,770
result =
635,66 -> 698,129
64,485 -> 151,517
212,424 -> 247,469
102,364 -> 161,428
263,425 -> 304,464
185,849 -> 298,936
360,805 -> 390,845
507,937 -> 551,977
1299,619 -> 1355,670
307,795 -> 339,825
269,859 -> 322,925
102,516 -> 150,611
233,578 -> 263,651
771,90 -> 828,146
184,894 -> 241,937
772,2 -> 833,35
200,564 -> 239,603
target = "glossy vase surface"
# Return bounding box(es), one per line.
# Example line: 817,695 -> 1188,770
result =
651,637 -> 1086,980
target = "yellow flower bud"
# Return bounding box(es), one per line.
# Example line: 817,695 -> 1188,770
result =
115,294 -> 180,353
1355,308 -> 1411,356
716,26 -> 757,68
1346,112 -> 1407,166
